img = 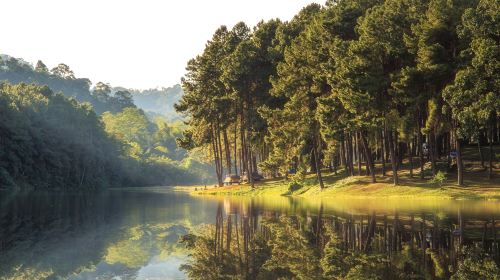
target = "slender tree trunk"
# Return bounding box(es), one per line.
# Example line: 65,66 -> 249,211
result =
356,132 -> 362,176
333,150 -> 338,175
310,146 -> 318,173
252,150 -> 258,174
239,149 -> 243,177
246,131 -> 254,188
313,135 -> 325,189
211,125 -> 223,186
395,133 -> 401,171
360,131 -> 376,183
454,128 -> 464,186
216,123 -> 225,177
381,130 -> 386,176
408,142 -> 414,178
347,132 -> 355,176
341,138 -> 348,175
418,123 -> 425,179
385,123 -> 399,185
223,129 -> 232,174
489,119 -> 494,180
234,123 -> 238,175
478,140 -> 485,169
240,112 -> 247,174
429,133 -> 437,176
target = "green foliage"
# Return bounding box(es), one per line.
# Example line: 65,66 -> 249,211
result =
451,246 -> 500,280
0,82 -> 122,189
179,0 -> 499,187
0,56 -> 138,115
430,171 -> 447,187
101,107 -> 214,186
0,82 -> 213,189
122,85 -> 184,121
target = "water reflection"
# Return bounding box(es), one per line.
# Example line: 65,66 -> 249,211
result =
0,189 -> 216,280
0,190 -> 499,279
182,197 -> 500,279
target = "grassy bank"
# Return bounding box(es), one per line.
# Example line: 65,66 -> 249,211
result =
192,172 -> 500,200
192,146 -> 500,200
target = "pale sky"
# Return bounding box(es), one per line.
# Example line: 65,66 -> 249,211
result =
1,0 -> 318,89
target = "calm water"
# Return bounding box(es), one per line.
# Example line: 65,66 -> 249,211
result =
1,188 -> 499,279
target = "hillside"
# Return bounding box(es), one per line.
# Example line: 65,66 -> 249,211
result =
115,85 -> 184,121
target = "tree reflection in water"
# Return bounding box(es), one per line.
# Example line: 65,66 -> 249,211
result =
181,201 -> 500,280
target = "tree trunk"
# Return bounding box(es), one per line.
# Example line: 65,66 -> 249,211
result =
234,124 -> 238,175
454,128 -> 464,186
341,139 -> 349,175
478,140 -> 485,169
418,126 -> 425,179
360,131 -> 376,183
381,130 -> 386,176
211,125 -> 223,187
385,123 -> 399,185
216,123 -> 225,177
223,129 -> 232,174
356,132 -> 362,176
246,131 -> 254,188
395,133 -> 401,171
489,120 -> 494,180
429,133 -> 437,176
347,132 -> 355,176
310,146 -> 318,173
313,136 -> 325,189
333,150 -> 338,175
240,112 -> 247,174
408,142 -> 414,178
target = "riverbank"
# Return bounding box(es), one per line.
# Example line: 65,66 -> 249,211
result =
191,168 -> 500,200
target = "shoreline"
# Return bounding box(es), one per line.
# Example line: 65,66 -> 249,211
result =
189,172 -> 500,201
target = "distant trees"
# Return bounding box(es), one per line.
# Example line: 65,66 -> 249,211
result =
51,63 -> 75,80
0,82 -> 213,189
0,83 -> 121,189
0,58 -> 135,114
126,85 -> 184,121
35,60 -> 49,73
177,0 -> 499,187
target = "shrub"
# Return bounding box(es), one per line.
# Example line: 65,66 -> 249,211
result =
430,171 -> 447,187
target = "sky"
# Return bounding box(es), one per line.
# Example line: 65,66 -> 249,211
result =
1,0 -> 318,89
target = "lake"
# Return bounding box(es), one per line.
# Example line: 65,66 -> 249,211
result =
1,188 -> 499,279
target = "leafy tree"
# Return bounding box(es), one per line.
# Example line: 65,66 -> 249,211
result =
443,0 -> 500,182
50,63 -> 75,79
34,60 -> 48,73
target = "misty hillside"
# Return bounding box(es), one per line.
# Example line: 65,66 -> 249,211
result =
116,85 -> 184,121
0,54 -> 184,119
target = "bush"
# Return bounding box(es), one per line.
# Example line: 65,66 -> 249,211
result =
430,171 -> 447,187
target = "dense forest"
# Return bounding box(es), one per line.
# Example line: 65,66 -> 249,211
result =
0,55 -> 132,114
0,57 -> 214,189
176,0 -> 499,188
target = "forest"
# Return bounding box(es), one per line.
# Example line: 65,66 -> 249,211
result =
0,57 -> 213,189
176,0 -> 499,188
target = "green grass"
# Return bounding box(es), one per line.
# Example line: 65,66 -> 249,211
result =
192,145 -> 500,201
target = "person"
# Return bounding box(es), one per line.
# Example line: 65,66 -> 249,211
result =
422,142 -> 429,156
